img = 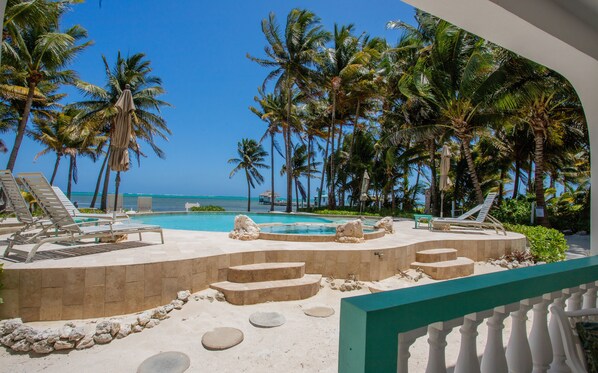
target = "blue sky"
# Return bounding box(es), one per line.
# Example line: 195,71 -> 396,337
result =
1,0 -> 417,196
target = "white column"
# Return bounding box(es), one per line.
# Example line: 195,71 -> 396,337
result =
397,327 -> 427,373
426,322 -> 452,373
506,300 -> 533,373
530,294 -> 556,373
549,291 -> 573,373
566,286 -> 583,311
581,283 -> 597,309
481,306 -> 510,373
455,313 -> 486,373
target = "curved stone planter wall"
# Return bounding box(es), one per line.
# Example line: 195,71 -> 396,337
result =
0,236 -> 526,322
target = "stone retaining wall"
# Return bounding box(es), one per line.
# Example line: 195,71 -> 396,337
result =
0,236 -> 526,322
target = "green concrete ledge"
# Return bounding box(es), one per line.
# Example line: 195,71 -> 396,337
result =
338,256 -> 598,373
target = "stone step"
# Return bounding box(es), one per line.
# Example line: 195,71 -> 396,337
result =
410,257 -> 474,280
211,274 -> 322,305
415,248 -> 458,263
227,262 -> 305,283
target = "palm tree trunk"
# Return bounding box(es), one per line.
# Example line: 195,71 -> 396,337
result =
533,131 -> 550,227
91,151 -> 109,208
413,164 -> 421,207
318,128 -> 331,207
246,170 -> 251,212
329,92 -> 336,209
6,82 -> 36,171
349,99 -> 361,158
460,139 -> 484,204
50,154 -> 62,185
66,155 -> 75,199
527,155 -> 534,194
270,132 -> 275,212
285,82 -> 293,213
307,137 -> 311,209
512,160 -> 521,199
428,138 -> 438,215
100,164 -> 111,211
295,177 -> 299,210
498,168 -> 506,204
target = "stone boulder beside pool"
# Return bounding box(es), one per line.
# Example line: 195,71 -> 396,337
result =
335,220 -> 364,243
374,216 -> 394,234
229,215 -> 261,240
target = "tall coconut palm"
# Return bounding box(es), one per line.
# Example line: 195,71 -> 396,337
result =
248,8 -> 330,213
228,139 -> 270,212
281,143 -> 320,210
73,52 -> 171,210
3,23 -> 90,171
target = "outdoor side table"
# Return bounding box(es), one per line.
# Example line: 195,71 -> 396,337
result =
414,214 -> 433,229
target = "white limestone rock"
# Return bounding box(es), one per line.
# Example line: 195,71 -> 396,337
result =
374,216 -> 394,234
109,320 -> 121,337
1,318 -> 22,335
151,307 -> 169,320
228,215 -> 261,240
11,339 -> 31,352
164,303 -> 175,313
93,333 -> 112,344
132,325 -> 143,333
137,311 -> 152,326
32,339 -> 54,354
11,325 -> 35,342
1,334 -> 15,347
145,319 -> 160,329
177,290 -> 191,302
75,334 -> 95,350
215,292 -> 226,302
116,324 -> 131,339
54,340 -> 75,350
335,220 -> 365,243
171,300 -> 184,310
95,321 -> 111,335
68,327 -> 86,342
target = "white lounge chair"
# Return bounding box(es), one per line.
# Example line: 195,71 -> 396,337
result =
51,186 -> 129,221
550,305 -> 598,373
137,196 -> 152,212
185,202 -> 200,212
0,170 -> 55,248
431,192 -> 506,234
107,194 -> 124,212
10,173 -> 163,262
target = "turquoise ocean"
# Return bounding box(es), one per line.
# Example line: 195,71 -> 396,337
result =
70,192 -> 294,213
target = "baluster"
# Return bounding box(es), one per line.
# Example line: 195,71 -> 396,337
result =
566,286 -> 583,311
581,282 -> 597,309
426,319 -> 461,373
397,327 -> 427,373
506,300 -> 533,373
455,312 -> 487,373
548,290 -> 573,373
530,293 -> 556,373
481,306 -> 511,373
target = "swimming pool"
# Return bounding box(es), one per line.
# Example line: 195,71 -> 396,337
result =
130,212 -> 337,232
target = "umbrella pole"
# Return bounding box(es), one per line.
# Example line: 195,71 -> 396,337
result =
440,191 -> 444,218
114,171 -> 121,212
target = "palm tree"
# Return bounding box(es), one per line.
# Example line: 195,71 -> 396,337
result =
228,139 -> 269,212
281,143 -> 320,210
74,52 -> 171,210
248,8 -> 330,213
3,22 -> 90,171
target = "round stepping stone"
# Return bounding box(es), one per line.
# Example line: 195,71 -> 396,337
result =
202,327 -> 244,350
137,351 -> 190,373
249,312 -> 286,328
303,305 -> 335,318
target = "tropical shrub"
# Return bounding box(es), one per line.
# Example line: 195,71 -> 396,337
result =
546,188 -> 590,233
505,223 -> 567,263
78,208 -> 105,214
190,205 -> 225,212
492,198 -> 533,225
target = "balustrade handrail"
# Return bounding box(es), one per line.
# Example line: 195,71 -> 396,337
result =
338,256 -> 598,372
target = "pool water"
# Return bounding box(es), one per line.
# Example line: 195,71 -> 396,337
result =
260,224 -> 376,235
130,212 -> 336,232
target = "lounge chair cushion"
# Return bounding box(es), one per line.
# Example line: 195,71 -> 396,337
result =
576,321 -> 598,372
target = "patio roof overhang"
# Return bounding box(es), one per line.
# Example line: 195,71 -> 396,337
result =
402,0 -> 598,255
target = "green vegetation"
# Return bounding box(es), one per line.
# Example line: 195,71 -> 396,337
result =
301,207 -> 414,219
505,224 -> 567,263
78,208 -> 105,214
244,9 -> 588,231
190,205 -> 225,212
228,139 -> 270,212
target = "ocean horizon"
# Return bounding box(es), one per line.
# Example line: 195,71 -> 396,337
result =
70,192 -> 298,212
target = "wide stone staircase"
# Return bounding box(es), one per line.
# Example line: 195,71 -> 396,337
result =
410,248 -> 474,280
210,262 -> 322,305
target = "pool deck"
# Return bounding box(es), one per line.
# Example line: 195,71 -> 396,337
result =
0,220 -> 525,321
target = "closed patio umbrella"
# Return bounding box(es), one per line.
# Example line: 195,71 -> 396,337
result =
359,170 -> 370,213
439,144 -> 452,217
108,84 -> 135,212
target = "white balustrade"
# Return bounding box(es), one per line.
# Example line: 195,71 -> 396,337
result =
566,286 -> 583,311
548,291 -> 573,373
530,293 -> 556,373
455,312 -> 489,373
481,306 -> 511,373
581,282 -> 597,309
507,300 -> 534,372
397,327 -> 427,373
425,319 -> 462,373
